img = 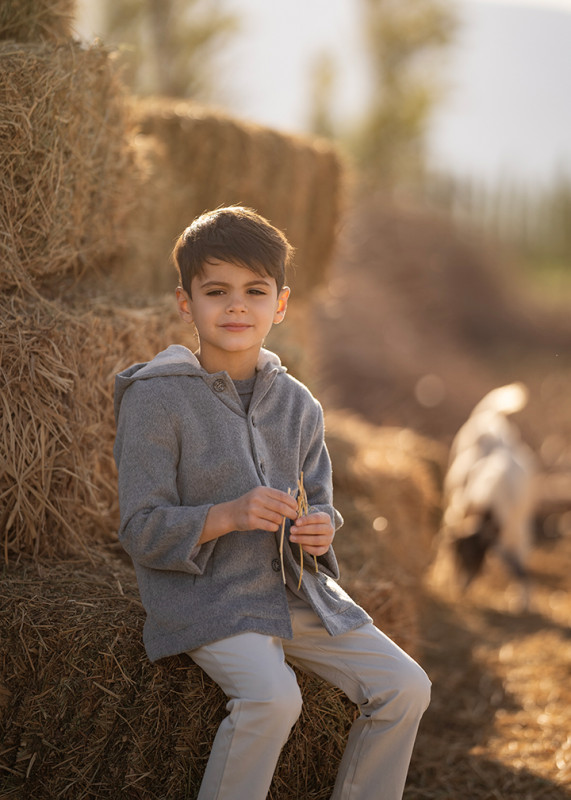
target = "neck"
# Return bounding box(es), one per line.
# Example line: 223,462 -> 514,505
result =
196,347 -> 259,380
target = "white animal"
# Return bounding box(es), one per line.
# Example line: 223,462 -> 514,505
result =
442,383 -> 537,606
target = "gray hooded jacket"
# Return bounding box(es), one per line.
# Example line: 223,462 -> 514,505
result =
113,344 -> 370,662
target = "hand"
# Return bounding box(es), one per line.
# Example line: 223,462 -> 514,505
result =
289,512 -> 334,557
229,487 -> 298,533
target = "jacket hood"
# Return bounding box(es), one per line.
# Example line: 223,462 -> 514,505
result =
113,344 -> 285,422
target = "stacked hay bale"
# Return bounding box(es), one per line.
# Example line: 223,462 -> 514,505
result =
0,5 -> 352,797
0,557 -> 356,799
0,40 -> 135,291
0,1 -> 139,560
1,3 -> 443,797
125,97 -> 344,295
0,408 -> 444,798
0,11 -> 344,561
0,290 -> 193,560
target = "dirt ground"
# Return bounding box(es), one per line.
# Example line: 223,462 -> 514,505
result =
404,534 -> 571,799
311,199 -> 571,799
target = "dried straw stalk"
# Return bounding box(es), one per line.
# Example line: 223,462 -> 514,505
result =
125,97 -> 345,297
0,0 -> 76,43
0,41 -> 134,291
0,289 -> 191,562
0,557 -> 356,799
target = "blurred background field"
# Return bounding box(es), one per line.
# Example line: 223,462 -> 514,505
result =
1,0 -> 571,797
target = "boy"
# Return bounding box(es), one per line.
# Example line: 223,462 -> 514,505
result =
113,206 -> 430,800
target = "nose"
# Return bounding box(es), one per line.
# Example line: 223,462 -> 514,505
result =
226,292 -> 247,313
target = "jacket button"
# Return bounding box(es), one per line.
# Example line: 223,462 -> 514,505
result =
212,378 -> 226,393
271,558 -> 281,572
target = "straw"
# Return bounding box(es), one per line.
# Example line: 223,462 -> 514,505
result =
0,556 -> 356,799
0,289 -> 192,562
0,40 -> 134,290
0,0 -> 76,43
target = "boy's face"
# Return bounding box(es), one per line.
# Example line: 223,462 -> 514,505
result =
176,259 -> 289,375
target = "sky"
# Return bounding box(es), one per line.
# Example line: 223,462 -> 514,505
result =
425,0 -> 571,184
76,0 -> 571,186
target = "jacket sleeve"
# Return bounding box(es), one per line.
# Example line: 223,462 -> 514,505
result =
113,380 -> 215,574
294,400 -> 343,579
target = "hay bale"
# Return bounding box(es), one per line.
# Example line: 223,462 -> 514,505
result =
0,0 -> 76,43
0,557 -> 356,799
0,40 -> 134,291
332,476 -> 422,656
326,410 -> 446,582
0,289 -> 193,561
342,576 -> 420,657
125,97 -> 344,296
0,287 -> 332,564
323,409 -> 448,657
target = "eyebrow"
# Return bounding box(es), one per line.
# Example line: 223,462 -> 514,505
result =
199,278 -> 272,289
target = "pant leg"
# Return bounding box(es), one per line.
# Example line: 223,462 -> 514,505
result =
283,592 -> 431,800
188,632 -> 303,800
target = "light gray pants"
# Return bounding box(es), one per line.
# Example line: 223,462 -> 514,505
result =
188,591 -> 431,800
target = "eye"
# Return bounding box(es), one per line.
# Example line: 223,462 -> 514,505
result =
205,289 -> 225,296
247,288 -> 267,295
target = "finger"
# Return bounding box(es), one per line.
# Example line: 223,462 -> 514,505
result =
257,515 -> 284,530
255,519 -> 281,532
299,543 -> 330,556
265,487 -> 298,504
290,519 -> 332,536
253,507 -> 291,529
290,524 -> 324,537
257,489 -> 298,517
255,502 -> 302,529
290,532 -> 333,548
292,512 -> 330,527
261,503 -> 297,522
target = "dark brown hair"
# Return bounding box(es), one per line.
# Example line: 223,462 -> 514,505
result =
172,206 -> 294,296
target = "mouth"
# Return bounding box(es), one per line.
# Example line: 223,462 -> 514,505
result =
221,323 -> 252,332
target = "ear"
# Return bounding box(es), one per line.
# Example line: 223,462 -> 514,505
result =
273,286 -> 290,325
176,286 -> 194,326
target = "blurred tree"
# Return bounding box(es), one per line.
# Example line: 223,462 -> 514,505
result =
346,0 -> 456,191
307,52 -> 337,140
101,0 -> 239,99
547,176 -> 571,262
